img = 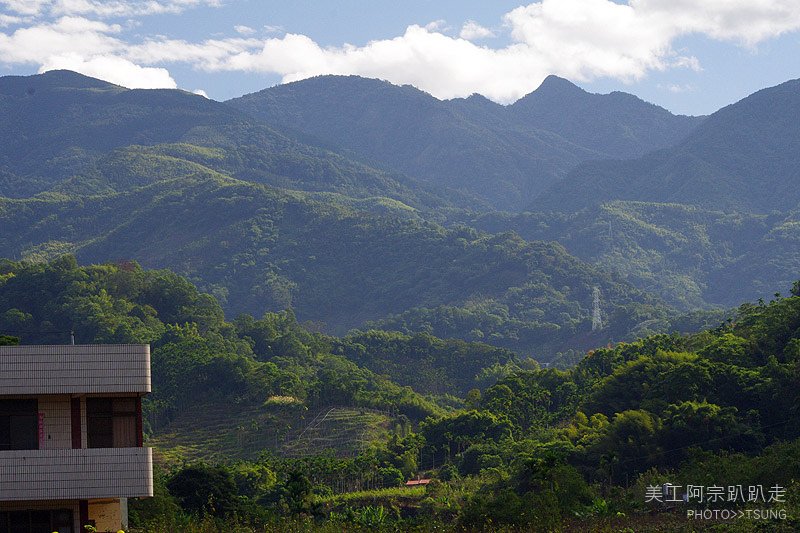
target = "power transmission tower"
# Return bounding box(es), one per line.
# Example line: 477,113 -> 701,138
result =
592,286 -> 603,331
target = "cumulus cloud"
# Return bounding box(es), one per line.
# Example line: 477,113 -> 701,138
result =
140,0 -> 800,102
0,15 -> 177,89
0,17 -> 121,64
423,19 -> 447,32
39,53 -> 177,88
192,88 -> 208,97
459,21 -> 495,41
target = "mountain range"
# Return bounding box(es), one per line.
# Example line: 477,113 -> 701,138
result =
534,78 -> 800,213
2,69 -> 800,358
228,74 -> 702,211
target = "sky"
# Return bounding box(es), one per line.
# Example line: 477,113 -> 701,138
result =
1,0 -> 799,116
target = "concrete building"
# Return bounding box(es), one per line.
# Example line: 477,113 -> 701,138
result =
0,344 -> 153,533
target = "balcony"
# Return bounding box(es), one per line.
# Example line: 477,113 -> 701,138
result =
0,447 -> 153,501
0,345 -> 150,395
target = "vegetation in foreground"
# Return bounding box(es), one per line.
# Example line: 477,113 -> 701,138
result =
2,259 -> 800,531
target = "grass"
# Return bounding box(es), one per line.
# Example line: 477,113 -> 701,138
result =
319,486 -> 426,505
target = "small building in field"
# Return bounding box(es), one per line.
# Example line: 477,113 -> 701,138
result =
0,344 -> 153,533
404,478 -> 431,487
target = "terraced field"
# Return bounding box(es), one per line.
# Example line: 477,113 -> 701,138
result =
147,402 -> 393,463
282,407 -> 393,458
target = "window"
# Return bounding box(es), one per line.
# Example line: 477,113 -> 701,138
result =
0,400 -> 37,450
86,397 -> 137,448
0,509 -> 73,533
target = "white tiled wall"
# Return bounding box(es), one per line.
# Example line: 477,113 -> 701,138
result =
0,344 -> 151,394
38,395 -> 72,450
0,448 -> 153,501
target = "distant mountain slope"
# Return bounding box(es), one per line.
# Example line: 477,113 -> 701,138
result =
227,75 -> 701,211
0,173 -> 668,357
466,201 -> 800,310
0,70 -> 446,210
510,75 -> 703,159
533,78 -> 800,213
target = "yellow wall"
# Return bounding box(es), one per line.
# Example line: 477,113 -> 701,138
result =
89,499 -> 122,532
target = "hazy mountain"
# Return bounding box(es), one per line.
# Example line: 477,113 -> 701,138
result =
510,75 -> 703,159
0,172 -> 668,357
228,75 -> 701,211
533,78 -> 800,213
5,69 -> 798,355
465,202 -> 798,310
0,70 -> 446,210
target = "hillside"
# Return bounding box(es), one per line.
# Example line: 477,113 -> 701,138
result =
0,258 -> 442,432
129,277 -> 800,531
509,75 -> 703,159
0,70 -> 446,210
533,78 -> 800,213
466,201 -> 799,309
0,173 -> 667,358
228,75 -> 701,211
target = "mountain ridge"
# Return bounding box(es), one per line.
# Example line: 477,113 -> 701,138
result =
533,77 -> 800,213
228,73 -> 703,210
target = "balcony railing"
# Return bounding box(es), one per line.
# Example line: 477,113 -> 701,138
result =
0,344 -> 150,394
0,447 -> 153,501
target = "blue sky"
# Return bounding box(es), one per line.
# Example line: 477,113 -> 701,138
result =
1,0 -> 799,116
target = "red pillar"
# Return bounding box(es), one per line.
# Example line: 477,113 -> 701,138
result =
79,500 -> 89,529
136,395 -> 143,447
71,397 -> 82,449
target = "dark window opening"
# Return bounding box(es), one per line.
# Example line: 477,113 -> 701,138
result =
0,400 -> 38,451
0,509 -> 72,533
86,397 -> 137,448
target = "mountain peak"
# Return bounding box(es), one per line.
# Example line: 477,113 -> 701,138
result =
0,70 -> 120,96
535,75 -> 586,96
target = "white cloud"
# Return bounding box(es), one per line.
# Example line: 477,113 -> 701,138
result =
0,16 -> 177,89
129,36 -> 260,69
660,83 -> 694,93
39,53 -> 177,88
3,0 -> 800,103
424,19 -> 447,32
0,0 -> 48,16
0,14 -> 25,27
670,55 -> 702,72
636,0 -> 800,45
135,0 -> 800,103
1,0 -> 221,18
234,24 -> 254,36
192,88 -> 208,97
0,17 -> 121,63
459,21 -> 495,41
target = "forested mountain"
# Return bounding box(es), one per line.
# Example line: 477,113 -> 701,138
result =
228,75 -> 701,210
3,67 -> 800,531
466,201 -> 800,309
534,78 -> 800,213
0,70 -> 445,209
0,172 -> 668,358
509,75 -> 703,159
3,69 -> 799,355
